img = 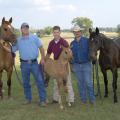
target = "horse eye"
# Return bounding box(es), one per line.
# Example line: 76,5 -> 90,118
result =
3,42 -> 6,45
65,51 -> 67,54
4,28 -> 7,31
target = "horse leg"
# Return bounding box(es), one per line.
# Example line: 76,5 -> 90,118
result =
112,69 -> 118,103
63,79 -> 71,107
0,71 -> 3,99
44,74 -> 50,103
7,68 -> 13,98
44,73 -> 50,87
63,79 -> 67,92
101,69 -> 108,97
57,79 -> 63,109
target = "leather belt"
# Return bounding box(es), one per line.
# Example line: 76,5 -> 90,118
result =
76,61 -> 88,64
20,58 -> 37,63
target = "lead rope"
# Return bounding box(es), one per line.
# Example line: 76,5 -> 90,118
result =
93,59 -> 102,99
9,42 -> 23,86
95,59 -> 102,100
91,59 -> 103,120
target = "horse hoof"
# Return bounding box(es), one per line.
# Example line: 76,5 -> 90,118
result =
104,95 -> 108,97
60,106 -> 64,109
2,89 -> 5,93
8,97 -> 13,100
114,101 -> 118,103
46,99 -> 49,104
68,103 -> 71,107
0,94 -> 3,99
114,99 -> 118,103
0,96 -> 3,100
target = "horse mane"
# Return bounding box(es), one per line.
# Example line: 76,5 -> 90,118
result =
98,32 -> 119,53
0,27 -> 2,39
99,33 -> 115,43
0,26 -> 1,35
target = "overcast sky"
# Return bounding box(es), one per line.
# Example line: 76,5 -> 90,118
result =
0,0 -> 120,29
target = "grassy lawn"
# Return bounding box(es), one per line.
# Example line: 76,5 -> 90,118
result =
0,32 -> 120,120
0,66 -> 120,120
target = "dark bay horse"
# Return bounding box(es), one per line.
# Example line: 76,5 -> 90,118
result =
0,17 -> 16,99
89,28 -> 120,103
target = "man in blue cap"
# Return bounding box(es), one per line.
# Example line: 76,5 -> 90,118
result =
12,22 -> 46,106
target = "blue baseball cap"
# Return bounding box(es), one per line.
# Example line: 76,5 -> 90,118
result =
21,22 -> 29,28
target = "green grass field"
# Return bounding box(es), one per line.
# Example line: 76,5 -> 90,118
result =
1,68 -> 120,120
0,32 -> 120,120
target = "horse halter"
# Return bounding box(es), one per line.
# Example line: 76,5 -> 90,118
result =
0,39 -> 11,53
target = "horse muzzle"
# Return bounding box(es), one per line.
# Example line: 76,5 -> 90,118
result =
90,54 -> 97,63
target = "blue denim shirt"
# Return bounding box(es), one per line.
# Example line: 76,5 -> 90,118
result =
12,34 -> 43,60
70,36 -> 90,64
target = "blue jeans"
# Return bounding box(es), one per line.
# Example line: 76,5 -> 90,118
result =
72,62 -> 95,102
20,61 -> 46,103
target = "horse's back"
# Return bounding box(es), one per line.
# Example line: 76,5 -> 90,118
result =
115,38 -> 120,49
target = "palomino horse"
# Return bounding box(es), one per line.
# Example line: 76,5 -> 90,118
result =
0,17 -> 16,99
89,27 -> 120,103
44,46 -> 72,109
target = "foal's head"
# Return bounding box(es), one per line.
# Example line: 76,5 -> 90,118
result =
59,46 -> 73,61
0,17 -> 16,44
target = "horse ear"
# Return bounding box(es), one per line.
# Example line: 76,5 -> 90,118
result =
89,28 -> 92,34
9,17 -> 12,23
60,45 -> 64,49
60,45 -> 65,49
2,17 -> 5,24
96,27 -> 99,35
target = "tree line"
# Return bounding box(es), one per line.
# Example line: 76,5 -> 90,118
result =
15,17 -> 120,37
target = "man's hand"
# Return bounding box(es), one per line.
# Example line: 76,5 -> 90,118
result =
39,46 -> 45,65
45,53 -> 50,60
40,58 -> 45,65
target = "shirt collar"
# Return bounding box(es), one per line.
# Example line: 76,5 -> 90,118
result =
21,35 -> 30,40
74,36 -> 82,42
54,38 -> 60,44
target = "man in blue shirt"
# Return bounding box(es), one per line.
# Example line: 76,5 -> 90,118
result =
70,25 -> 95,104
12,23 -> 46,106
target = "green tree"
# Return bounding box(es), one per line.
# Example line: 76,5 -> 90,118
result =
71,17 -> 93,36
44,26 -> 52,35
36,29 -> 45,37
117,24 -> 120,36
14,28 -> 20,37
